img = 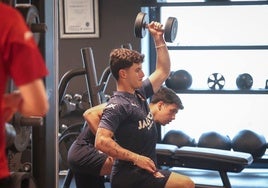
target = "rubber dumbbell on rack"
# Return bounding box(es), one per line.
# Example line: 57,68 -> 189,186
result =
134,12 -> 178,43
59,94 -> 77,117
73,93 -> 86,112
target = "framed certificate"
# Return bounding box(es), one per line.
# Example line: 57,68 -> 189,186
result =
59,0 -> 99,38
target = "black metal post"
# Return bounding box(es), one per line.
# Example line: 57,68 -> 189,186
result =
32,0 -> 58,188
81,47 -> 101,107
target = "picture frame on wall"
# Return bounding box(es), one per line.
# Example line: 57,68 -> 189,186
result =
59,0 -> 99,38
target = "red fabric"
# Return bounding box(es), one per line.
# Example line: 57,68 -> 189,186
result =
0,3 -> 48,179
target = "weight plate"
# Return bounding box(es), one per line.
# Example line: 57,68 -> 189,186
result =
13,125 -> 31,152
5,123 -> 16,149
59,132 -> 80,170
207,73 -> 225,90
134,12 -> 148,38
164,17 -> 178,42
16,4 -> 40,44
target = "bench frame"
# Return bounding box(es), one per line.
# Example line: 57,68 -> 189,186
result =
156,144 -> 253,188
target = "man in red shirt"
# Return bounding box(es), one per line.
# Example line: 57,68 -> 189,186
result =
0,1 -> 49,186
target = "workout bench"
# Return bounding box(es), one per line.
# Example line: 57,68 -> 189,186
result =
156,143 -> 253,188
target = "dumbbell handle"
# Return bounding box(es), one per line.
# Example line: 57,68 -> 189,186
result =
31,23 -> 47,33
143,23 -> 164,32
20,116 -> 43,127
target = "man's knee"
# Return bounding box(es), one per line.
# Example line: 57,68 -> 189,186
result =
182,176 -> 195,188
166,172 -> 195,188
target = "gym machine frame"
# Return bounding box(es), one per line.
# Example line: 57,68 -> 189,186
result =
58,47 -> 112,188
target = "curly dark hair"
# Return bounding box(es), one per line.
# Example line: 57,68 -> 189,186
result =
109,48 -> 144,80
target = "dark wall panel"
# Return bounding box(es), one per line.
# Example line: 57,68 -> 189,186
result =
59,0 -> 142,97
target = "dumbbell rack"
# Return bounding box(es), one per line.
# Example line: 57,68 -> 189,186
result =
59,44 -> 133,187
58,47 -> 112,188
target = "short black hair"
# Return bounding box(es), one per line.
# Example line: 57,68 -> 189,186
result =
151,86 -> 184,110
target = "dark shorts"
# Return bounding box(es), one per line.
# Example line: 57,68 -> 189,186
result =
111,163 -> 171,188
67,140 -> 108,175
73,173 -> 106,188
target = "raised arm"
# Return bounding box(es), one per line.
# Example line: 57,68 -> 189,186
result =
147,21 -> 171,93
83,103 -> 106,134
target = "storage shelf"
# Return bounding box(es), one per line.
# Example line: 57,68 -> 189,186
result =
173,89 -> 268,94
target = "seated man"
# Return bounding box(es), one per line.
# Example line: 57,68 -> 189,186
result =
67,86 -> 190,188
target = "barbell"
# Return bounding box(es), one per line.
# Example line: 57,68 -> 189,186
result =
134,12 -> 178,43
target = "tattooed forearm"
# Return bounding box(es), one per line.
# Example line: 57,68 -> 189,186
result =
95,128 -> 137,163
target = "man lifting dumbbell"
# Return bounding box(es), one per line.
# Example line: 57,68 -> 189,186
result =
68,87 -> 188,188
93,17 -> 193,187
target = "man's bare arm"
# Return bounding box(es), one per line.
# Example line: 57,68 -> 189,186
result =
2,79 -> 49,122
18,79 -> 49,116
83,103 -> 106,134
95,127 -> 157,174
147,22 -> 171,93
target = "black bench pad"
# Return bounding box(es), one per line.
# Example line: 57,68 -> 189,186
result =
156,144 -> 253,188
156,144 -> 253,172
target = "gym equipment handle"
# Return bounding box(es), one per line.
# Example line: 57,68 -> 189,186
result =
31,23 -> 47,33
20,116 -> 43,127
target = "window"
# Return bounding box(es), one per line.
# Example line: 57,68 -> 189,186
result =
161,94 -> 268,140
161,5 -> 268,46
157,3 -> 268,143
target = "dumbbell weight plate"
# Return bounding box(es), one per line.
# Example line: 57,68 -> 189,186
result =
16,4 -> 41,44
13,125 -> 31,152
5,123 -> 16,149
207,73 -> 225,90
59,131 -> 80,170
164,17 -> 178,43
134,12 -> 148,38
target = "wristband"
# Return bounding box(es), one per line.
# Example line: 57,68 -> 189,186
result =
155,44 -> 166,49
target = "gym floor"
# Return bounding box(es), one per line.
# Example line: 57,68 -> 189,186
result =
59,167 -> 268,188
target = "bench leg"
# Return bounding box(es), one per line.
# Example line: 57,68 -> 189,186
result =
62,169 -> 73,188
194,171 -> 232,188
219,171 -> 231,188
